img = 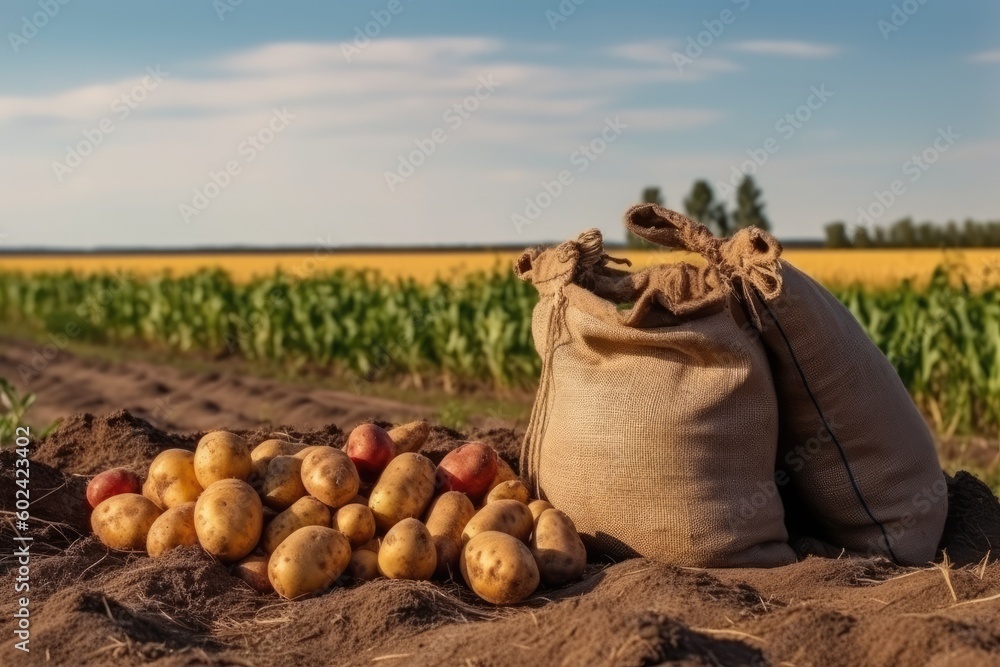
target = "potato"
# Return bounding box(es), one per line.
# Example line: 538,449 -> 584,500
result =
531,509 -> 587,585
387,420 -> 430,453
91,493 -> 162,551
348,494 -> 369,506
293,445 -> 331,460
423,491 -> 476,578
462,499 -> 533,545
268,526 -> 351,599
194,431 -> 251,487
377,518 -> 436,580
356,537 -> 381,553
233,554 -> 273,594
251,439 -> 306,477
528,499 -> 554,523
87,467 -> 141,509
301,447 -> 360,509
146,502 -> 197,557
143,449 -> 202,510
263,496 -> 331,553
436,443 -> 498,501
194,479 -> 263,562
346,549 -> 380,581
345,424 -> 396,482
486,480 -> 529,505
485,457 -> 517,494
261,455 -> 307,510
333,503 -> 376,548
461,531 -> 540,604
368,453 -> 437,531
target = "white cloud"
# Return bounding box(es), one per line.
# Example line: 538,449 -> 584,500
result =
968,49 -> 1000,63
607,41 -> 741,77
729,40 -> 840,58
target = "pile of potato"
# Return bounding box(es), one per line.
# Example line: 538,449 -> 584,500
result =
86,421 -> 586,604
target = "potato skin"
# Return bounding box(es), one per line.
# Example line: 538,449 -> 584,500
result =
346,549 -> 380,581
268,526 -> 351,599
436,443 -> 498,501
485,457 -> 518,494
387,420 -> 430,454
486,480 -> 529,505
233,554 -> 273,594
461,531 -> 540,604
462,499 -> 534,545
251,439 -> 306,478
143,449 -> 202,510
146,502 -> 197,557
333,503 -> 376,548
261,455 -> 308,510
356,537 -> 381,553
87,468 -> 141,509
368,453 -> 437,532
423,491 -> 476,578
194,479 -> 263,562
91,493 -> 162,551
345,424 -> 396,482
263,496 -> 331,553
530,509 -> 587,585
194,431 -> 252,487
377,518 -> 436,580
301,448 -> 360,509
528,499 -> 554,523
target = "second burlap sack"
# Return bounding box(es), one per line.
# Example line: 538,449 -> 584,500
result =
625,205 -> 948,566
516,228 -> 795,567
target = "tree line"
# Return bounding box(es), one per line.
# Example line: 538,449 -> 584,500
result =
824,218 -> 1000,249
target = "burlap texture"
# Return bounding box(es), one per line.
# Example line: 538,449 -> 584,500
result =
625,204 -> 948,566
516,227 -> 795,567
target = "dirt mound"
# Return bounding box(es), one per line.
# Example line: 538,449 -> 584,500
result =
2,412 -> 999,667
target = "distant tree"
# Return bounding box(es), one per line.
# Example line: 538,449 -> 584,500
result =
824,222 -> 851,248
853,226 -> 872,248
732,176 -> 771,232
627,187 -> 663,248
684,180 -> 730,237
889,218 -> 916,247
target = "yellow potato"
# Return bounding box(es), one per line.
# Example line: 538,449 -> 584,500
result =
423,491 -> 476,578
368,452 -> 436,532
143,449 -> 202,510
301,447 -> 360,509
262,496 -> 331,553
251,439 -> 307,478
486,480 -> 530,505
356,537 -> 381,553
333,503 -> 376,548
194,431 -> 252,487
91,493 -> 162,551
146,502 -> 197,557
528,499 -> 554,523
233,554 -> 273,594
293,445 -> 331,460
261,455 -> 308,510
268,526 -> 351,599
194,479 -> 263,562
462,499 -> 534,545
387,420 -> 430,453
346,549 -> 380,581
377,518 -> 436,580
461,531 -> 540,604
531,509 -> 587,585
485,456 -> 518,494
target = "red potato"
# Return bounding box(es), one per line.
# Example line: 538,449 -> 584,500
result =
345,424 -> 397,482
87,468 -> 141,509
436,443 -> 498,501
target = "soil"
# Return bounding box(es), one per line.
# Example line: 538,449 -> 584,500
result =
1,412 -> 999,667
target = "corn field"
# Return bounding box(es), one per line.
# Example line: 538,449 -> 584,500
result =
1,266 -> 999,436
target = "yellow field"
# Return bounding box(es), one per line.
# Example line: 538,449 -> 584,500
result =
4,247 -> 1000,288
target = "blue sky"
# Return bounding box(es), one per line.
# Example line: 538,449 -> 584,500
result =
1,0 -> 997,249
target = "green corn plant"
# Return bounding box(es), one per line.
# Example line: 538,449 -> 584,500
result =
0,377 -> 36,445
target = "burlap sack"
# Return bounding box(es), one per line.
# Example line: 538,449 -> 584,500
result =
625,205 -> 948,566
516,228 -> 796,567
